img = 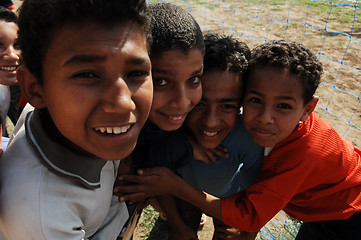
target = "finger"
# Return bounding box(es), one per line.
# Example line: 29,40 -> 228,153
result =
195,154 -> 212,164
117,175 -> 147,185
216,144 -> 228,152
213,147 -> 229,159
137,166 -> 171,176
114,184 -> 148,195
118,192 -> 148,204
206,151 -> 220,164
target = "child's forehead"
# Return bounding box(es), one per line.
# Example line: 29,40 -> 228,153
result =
0,20 -> 18,32
155,48 -> 204,59
48,20 -> 145,47
250,66 -> 300,84
247,66 -> 304,98
202,69 -> 242,98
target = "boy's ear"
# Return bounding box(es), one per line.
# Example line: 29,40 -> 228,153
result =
300,96 -> 319,121
17,66 -> 47,109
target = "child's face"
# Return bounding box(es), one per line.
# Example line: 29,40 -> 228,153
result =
25,21 -> 153,161
0,21 -> 21,86
186,69 -> 241,149
243,67 -> 316,147
149,49 -> 203,131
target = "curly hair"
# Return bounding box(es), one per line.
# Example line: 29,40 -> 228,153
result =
17,0 -> 151,84
245,40 -> 323,104
148,3 -> 204,57
203,33 -> 251,73
0,6 -> 18,23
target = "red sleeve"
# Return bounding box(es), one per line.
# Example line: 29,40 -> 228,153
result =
221,165 -> 304,232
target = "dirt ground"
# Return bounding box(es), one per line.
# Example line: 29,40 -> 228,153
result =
183,0 -> 361,149
10,1 -> 360,239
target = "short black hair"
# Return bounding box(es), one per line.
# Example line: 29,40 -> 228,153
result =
17,0 -> 151,83
203,33 -> 250,73
245,40 -> 323,104
148,2 -> 204,57
0,6 -> 18,23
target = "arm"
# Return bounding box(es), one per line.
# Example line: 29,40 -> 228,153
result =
158,195 -> 199,240
115,167 -> 222,220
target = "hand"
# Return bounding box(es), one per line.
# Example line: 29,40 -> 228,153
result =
188,135 -> 228,164
114,167 -> 184,204
214,225 -> 258,240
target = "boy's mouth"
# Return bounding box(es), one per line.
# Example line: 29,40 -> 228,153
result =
166,115 -> 183,121
202,130 -> 220,137
94,125 -> 131,135
0,65 -> 18,72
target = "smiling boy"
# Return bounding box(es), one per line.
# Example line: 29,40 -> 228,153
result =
0,6 -> 21,138
146,2 -> 204,131
0,0 -> 153,239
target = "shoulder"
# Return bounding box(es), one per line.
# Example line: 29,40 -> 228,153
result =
0,139 -> 46,238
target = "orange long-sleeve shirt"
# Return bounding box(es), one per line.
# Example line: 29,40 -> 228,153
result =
221,112 -> 361,232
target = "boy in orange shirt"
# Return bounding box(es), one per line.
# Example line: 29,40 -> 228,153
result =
116,40 -> 361,240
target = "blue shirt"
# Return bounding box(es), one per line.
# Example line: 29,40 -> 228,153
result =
177,115 -> 263,197
141,114 -> 264,198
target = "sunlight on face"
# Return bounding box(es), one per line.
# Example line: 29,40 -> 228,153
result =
149,49 -> 203,131
187,69 -> 241,149
243,67 -> 308,147
37,21 -> 153,160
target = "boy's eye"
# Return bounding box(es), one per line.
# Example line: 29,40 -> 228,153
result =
277,103 -> 292,109
128,70 -> 148,78
187,76 -> 201,85
71,71 -> 101,85
249,97 -> 261,104
221,104 -> 237,109
194,101 -> 206,109
73,71 -> 98,79
153,78 -> 167,87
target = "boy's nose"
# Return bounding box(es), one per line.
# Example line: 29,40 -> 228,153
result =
203,108 -> 219,128
2,46 -> 20,61
258,107 -> 274,124
170,86 -> 190,110
102,78 -> 136,113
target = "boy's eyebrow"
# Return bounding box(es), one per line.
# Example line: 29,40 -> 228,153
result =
202,96 -> 239,102
126,57 -> 151,65
249,90 -> 297,102
64,54 -> 150,66
152,66 -> 203,76
64,54 -> 107,65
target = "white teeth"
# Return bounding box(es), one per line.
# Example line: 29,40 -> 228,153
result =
113,127 -> 121,134
168,116 -> 182,121
203,130 -> 218,137
95,125 -> 131,135
106,127 -> 112,133
0,66 -> 17,71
